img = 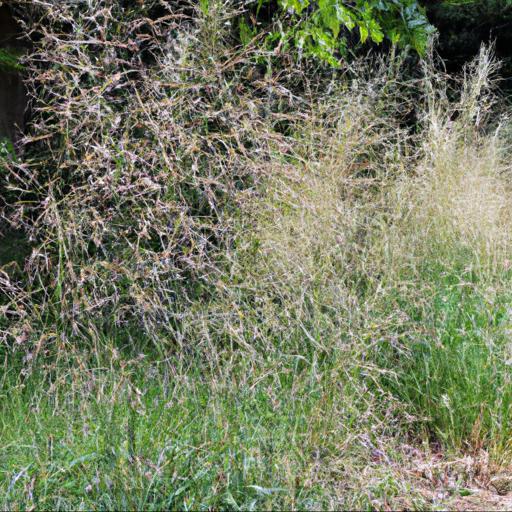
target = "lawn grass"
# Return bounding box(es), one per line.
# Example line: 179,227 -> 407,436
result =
1,353 -> 365,510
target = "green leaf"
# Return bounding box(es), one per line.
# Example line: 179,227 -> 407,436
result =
239,18 -> 255,45
279,0 -> 310,14
369,19 -> 384,43
319,0 -> 341,38
389,29 -> 401,45
336,4 -> 356,30
199,0 -> 209,15
359,24 -> 369,43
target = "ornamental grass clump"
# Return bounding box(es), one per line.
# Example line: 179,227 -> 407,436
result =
0,0 -> 300,349
3,2 -> 512,508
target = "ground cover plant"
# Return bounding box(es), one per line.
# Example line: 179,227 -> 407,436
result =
2,0 -> 512,509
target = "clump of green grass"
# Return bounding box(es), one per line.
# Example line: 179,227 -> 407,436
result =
0,349 -> 419,510
0,48 -> 23,72
376,267 -> 512,453
366,47 -> 512,457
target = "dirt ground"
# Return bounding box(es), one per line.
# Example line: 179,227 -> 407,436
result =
381,444 -> 512,510
449,491 -> 512,511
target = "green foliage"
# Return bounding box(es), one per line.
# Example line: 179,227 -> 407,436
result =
0,354 -> 382,510
378,266 -> 512,450
440,0 -> 512,4
256,0 -> 434,66
0,137 -> 15,159
0,137 -> 18,217
0,48 -> 23,72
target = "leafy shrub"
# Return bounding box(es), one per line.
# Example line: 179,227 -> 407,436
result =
252,0 -> 434,66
